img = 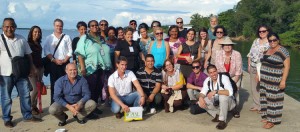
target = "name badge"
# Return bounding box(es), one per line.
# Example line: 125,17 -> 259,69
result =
129,47 -> 134,52
191,55 -> 195,60
100,48 -> 105,56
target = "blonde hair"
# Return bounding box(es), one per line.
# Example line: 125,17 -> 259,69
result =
153,27 -> 163,34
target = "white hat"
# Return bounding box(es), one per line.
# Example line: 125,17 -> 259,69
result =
219,37 -> 236,45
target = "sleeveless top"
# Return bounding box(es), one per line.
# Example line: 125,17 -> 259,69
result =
182,41 -> 200,59
151,40 -> 167,69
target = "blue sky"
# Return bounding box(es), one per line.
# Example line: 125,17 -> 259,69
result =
0,0 -> 240,29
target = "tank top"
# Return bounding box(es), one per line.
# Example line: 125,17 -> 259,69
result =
151,40 -> 166,69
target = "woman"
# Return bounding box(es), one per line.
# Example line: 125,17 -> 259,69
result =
27,26 -> 43,115
161,59 -> 187,113
72,21 -> 87,64
116,27 -> 124,40
247,25 -> 270,112
138,23 -> 152,57
106,26 -> 118,69
148,27 -> 170,69
210,25 -> 229,65
214,38 -> 242,117
198,27 -> 212,68
99,20 -> 109,40
259,33 -> 290,129
165,25 -> 185,66
177,28 -> 201,78
75,20 -> 111,117
115,27 -> 144,73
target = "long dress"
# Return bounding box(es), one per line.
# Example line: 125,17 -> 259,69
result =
259,46 -> 289,125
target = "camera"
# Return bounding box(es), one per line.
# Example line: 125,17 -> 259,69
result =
213,95 -> 219,106
166,88 -> 174,95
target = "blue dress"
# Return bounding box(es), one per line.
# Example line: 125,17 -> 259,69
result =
150,40 -> 166,69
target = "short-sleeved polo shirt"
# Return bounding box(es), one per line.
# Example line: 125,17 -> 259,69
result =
108,70 -> 137,96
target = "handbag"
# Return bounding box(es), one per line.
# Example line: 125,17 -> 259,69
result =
177,52 -> 190,65
1,34 -> 30,79
42,34 -> 65,76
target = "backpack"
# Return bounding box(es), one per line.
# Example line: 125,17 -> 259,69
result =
207,72 -> 238,98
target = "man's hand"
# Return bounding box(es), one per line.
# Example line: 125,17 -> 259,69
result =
279,81 -> 286,90
66,104 -> 78,116
207,91 -> 216,100
54,59 -> 63,65
147,94 -> 155,103
72,104 -> 80,111
121,104 -> 130,113
139,96 -> 145,106
198,97 -> 207,109
81,69 -> 86,77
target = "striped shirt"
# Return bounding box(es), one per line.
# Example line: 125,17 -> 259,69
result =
136,67 -> 162,92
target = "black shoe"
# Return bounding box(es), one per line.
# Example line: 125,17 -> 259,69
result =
73,115 -> 87,124
86,112 -> 100,119
232,110 -> 240,118
211,115 -> 220,122
115,112 -> 123,119
4,121 -> 14,128
94,108 -> 103,115
24,116 -> 43,122
58,114 -> 68,126
216,121 -> 227,130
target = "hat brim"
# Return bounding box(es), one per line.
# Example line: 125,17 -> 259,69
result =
219,42 -> 236,45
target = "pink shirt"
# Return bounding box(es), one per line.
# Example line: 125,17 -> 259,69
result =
215,50 -> 242,77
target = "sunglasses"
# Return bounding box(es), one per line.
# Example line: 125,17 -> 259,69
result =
130,23 -> 136,25
155,32 -> 163,35
216,31 -> 223,34
268,39 -> 278,43
192,66 -> 200,69
259,30 -> 267,33
100,24 -> 108,26
176,21 -> 183,24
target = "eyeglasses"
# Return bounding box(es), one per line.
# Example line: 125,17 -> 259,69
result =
90,24 -> 98,27
130,23 -> 136,25
100,23 -> 108,26
155,32 -> 163,35
216,32 -> 223,34
192,66 -> 200,69
268,39 -> 278,43
176,21 -> 183,24
259,30 -> 267,33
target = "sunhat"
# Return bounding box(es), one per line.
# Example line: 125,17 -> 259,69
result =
219,37 -> 236,45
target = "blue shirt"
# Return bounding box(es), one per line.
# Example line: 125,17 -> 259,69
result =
54,75 -> 91,107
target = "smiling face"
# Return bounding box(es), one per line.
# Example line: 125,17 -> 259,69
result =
215,28 -> 224,39
108,29 -> 116,40
140,28 -> 148,39
125,31 -> 133,42
78,26 -> 87,36
176,18 -> 183,28
258,27 -> 268,39
145,56 -> 154,69
117,60 -> 127,73
169,27 -> 178,39
99,21 -> 108,31
192,62 -> 201,74
118,29 -> 124,39
164,60 -> 174,73
200,31 -> 207,40
66,63 -> 78,79
222,44 -> 233,52
186,30 -> 195,41
208,67 -> 218,81
210,17 -> 218,28
268,35 -> 280,49
2,19 -> 16,38
89,21 -> 99,34
54,21 -> 63,34
32,27 -> 41,41
155,29 -> 163,40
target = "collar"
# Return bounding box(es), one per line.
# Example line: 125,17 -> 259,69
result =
2,32 -> 17,41
113,70 -> 129,78
63,75 -> 81,82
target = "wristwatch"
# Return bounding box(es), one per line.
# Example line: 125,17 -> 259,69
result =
215,90 -> 218,95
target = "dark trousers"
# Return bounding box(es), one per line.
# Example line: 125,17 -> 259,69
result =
162,89 -> 188,112
49,62 -> 68,104
85,69 -> 103,103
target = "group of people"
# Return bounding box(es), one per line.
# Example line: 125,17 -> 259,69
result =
0,15 -> 290,130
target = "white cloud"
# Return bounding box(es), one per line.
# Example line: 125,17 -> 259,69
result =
0,0 -> 240,29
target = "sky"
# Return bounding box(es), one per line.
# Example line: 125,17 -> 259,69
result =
0,0 -> 240,29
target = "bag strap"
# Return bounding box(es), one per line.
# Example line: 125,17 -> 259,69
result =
52,34 -> 65,58
1,34 -> 12,58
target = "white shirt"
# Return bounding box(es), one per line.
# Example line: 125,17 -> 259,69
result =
200,74 -> 233,96
43,33 -> 72,60
0,33 -> 32,76
132,30 -> 139,41
108,70 -> 137,96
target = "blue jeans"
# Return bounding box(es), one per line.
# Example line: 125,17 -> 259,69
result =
111,91 -> 141,113
0,75 -> 32,122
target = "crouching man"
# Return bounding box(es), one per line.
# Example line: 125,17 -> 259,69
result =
198,65 -> 236,130
49,63 -> 96,126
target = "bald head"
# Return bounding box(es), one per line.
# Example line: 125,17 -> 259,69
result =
65,63 -> 77,78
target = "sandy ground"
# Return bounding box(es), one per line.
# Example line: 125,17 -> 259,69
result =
1,71 -> 300,132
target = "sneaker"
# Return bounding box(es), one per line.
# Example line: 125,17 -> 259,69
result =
150,108 -> 156,114
73,115 -> 87,124
58,114 -> 68,126
4,121 -> 14,128
24,117 -> 43,122
216,121 -> 227,130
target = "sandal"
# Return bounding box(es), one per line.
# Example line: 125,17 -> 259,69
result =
263,122 -> 274,129
249,107 -> 259,111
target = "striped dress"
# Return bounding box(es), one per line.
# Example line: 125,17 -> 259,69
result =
259,46 -> 290,125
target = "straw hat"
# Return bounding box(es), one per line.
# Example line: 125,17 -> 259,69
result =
219,37 -> 236,45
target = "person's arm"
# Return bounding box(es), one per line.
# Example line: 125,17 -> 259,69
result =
186,73 -> 201,90
80,78 -> 91,104
220,75 -> 232,96
165,41 -> 170,60
26,54 -> 36,77
187,83 -> 201,90
279,57 -> 290,90
233,51 -> 243,83
170,72 -> 185,90
53,78 -> 68,107
132,80 -> 146,106
108,76 -> 130,112
147,41 -> 154,54
77,55 -> 86,77
64,35 -> 73,63
194,43 -> 202,61
139,52 -> 145,62
204,40 -> 212,68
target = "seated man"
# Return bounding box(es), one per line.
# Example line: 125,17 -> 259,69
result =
198,65 -> 236,130
108,56 -> 146,119
49,63 -> 96,126
136,54 -> 162,114
187,61 -> 207,104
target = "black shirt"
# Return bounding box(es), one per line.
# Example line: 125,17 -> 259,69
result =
72,37 -> 80,61
178,28 -> 187,38
115,40 -> 141,72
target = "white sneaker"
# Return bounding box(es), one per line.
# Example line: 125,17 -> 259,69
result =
150,108 -> 156,114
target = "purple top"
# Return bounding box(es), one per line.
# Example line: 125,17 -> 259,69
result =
187,72 -> 208,90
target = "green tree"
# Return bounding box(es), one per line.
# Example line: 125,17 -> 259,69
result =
190,13 -> 209,31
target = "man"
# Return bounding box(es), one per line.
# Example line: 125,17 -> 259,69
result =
49,63 -> 96,126
0,18 -> 42,128
176,17 -> 187,38
208,15 -> 218,40
129,20 -> 139,41
198,65 -> 236,130
149,21 -> 168,39
44,18 -> 72,104
108,56 -> 145,119
99,19 -> 109,40
187,61 -> 207,103
136,54 -> 162,114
